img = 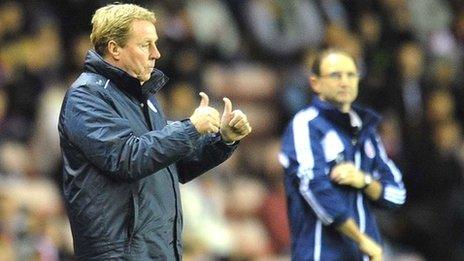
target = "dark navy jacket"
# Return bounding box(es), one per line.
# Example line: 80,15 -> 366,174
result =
59,50 -> 237,260
279,97 -> 406,261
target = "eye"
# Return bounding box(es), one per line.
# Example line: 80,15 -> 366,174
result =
347,72 -> 358,79
329,72 -> 342,80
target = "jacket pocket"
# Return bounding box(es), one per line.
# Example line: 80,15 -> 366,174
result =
125,191 -> 139,253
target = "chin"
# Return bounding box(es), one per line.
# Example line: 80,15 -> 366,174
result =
338,95 -> 354,103
138,74 -> 151,83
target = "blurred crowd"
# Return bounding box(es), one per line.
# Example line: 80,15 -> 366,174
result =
0,0 -> 464,260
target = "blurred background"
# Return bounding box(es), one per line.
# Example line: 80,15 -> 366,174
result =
0,0 -> 464,260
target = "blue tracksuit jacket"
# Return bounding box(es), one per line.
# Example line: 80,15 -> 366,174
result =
279,97 -> 406,261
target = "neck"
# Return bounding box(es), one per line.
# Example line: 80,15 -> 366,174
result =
340,104 -> 351,113
104,54 -> 144,85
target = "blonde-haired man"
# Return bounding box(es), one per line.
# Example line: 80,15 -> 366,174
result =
59,3 -> 251,260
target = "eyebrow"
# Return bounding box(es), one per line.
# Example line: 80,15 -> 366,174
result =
327,68 -> 357,72
325,70 -> 357,74
141,36 -> 158,42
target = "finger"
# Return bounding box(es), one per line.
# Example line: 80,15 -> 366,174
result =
334,176 -> 344,183
203,115 -> 220,128
231,118 -> 247,129
339,174 -> 354,184
205,122 -> 218,133
212,115 -> 221,125
229,111 -> 245,126
345,162 -> 357,170
200,107 -> 220,120
229,111 -> 248,127
238,123 -> 251,135
232,121 -> 247,132
222,97 -> 233,117
211,114 -> 222,126
235,127 -> 248,136
331,166 -> 343,177
331,171 -> 341,181
210,119 -> 221,128
208,108 -> 220,122
209,125 -> 219,133
336,172 -> 348,182
335,164 -> 348,171
201,109 -> 220,124
330,170 -> 337,179
199,92 -> 209,107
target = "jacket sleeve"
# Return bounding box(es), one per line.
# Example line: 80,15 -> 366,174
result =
280,113 -> 350,226
61,86 -> 200,182
370,133 -> 406,208
176,133 -> 237,184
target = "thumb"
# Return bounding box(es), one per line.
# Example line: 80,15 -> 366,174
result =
199,92 -> 209,107
222,97 -> 232,116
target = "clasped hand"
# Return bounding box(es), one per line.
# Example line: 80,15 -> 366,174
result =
189,92 -> 252,142
330,162 -> 365,189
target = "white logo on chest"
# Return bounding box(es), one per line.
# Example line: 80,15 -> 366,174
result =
322,130 -> 345,162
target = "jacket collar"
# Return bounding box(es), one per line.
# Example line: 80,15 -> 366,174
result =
311,96 -> 381,135
83,49 -> 169,102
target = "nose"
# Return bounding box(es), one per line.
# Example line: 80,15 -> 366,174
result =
340,75 -> 350,85
150,44 -> 161,60
339,73 -> 358,86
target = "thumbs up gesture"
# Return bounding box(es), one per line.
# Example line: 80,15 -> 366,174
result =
220,97 -> 252,143
190,92 -> 220,134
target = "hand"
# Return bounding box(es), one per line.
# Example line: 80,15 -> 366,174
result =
220,97 -> 252,143
189,92 -> 220,134
330,162 -> 365,189
359,234 -> 382,261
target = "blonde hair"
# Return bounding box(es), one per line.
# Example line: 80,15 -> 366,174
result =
90,3 -> 156,56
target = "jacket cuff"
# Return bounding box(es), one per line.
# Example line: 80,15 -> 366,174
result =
216,138 -> 239,151
181,119 -> 200,140
220,135 -> 239,147
331,212 -> 350,227
207,133 -> 239,151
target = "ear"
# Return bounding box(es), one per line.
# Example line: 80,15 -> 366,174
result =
107,40 -> 121,60
309,75 -> 320,94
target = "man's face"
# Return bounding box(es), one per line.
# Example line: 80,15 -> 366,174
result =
311,53 -> 359,112
117,19 -> 161,84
